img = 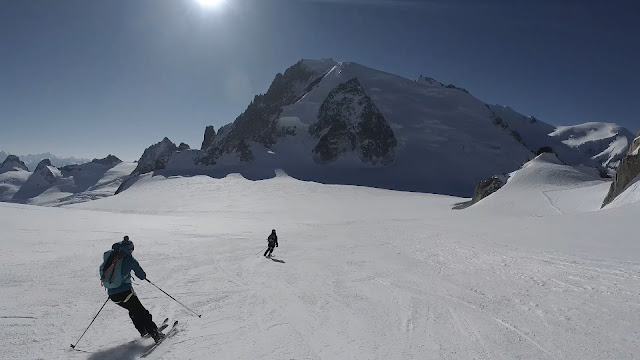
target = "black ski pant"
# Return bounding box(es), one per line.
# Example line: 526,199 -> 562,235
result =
264,246 -> 275,257
109,289 -> 158,336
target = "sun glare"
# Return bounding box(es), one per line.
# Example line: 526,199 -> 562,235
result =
195,0 -> 224,8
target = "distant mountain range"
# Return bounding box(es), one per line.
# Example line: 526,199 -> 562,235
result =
0,151 -> 90,171
117,59 -> 634,198
1,59 -> 636,205
0,154 -> 135,205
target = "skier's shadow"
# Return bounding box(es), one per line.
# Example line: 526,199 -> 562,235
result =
270,258 -> 285,263
87,341 -> 151,360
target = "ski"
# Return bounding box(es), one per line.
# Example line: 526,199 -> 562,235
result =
140,320 -> 178,358
142,317 -> 169,339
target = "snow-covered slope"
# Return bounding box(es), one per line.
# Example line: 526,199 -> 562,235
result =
550,122 -> 634,174
2,174 -> 639,359
126,59 -> 605,197
469,153 -> 610,216
0,155 -> 32,201
605,174 -> 640,208
0,169 -> 31,201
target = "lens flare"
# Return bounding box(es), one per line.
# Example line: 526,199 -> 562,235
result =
195,0 -> 224,8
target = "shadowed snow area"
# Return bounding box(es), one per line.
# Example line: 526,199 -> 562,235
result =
1,168 -> 639,359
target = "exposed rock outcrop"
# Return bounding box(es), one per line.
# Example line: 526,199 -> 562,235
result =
35,159 -> 53,172
537,146 -> 555,156
91,154 -> 122,167
602,130 -> 640,207
199,59 -> 336,164
133,137 -> 178,175
0,155 -> 29,173
472,175 -> 508,203
201,126 -> 216,150
309,78 -> 397,165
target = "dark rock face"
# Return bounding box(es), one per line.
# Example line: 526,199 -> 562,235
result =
416,75 -> 444,87
201,126 -> 216,150
309,78 -> 397,165
37,161 -> 58,184
133,137 -> 178,174
35,159 -> 53,171
445,84 -> 470,94
200,60 -> 333,164
472,175 -> 507,203
178,143 -> 191,151
488,108 -> 527,147
537,147 -> 555,156
0,155 -> 29,172
602,131 -> 640,207
91,155 -> 122,167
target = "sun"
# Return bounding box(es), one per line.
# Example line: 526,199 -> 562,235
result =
194,0 -> 224,8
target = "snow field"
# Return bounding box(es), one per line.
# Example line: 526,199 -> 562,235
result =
1,166 -> 639,359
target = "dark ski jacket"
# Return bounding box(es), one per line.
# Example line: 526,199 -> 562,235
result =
267,233 -> 278,248
103,242 -> 147,295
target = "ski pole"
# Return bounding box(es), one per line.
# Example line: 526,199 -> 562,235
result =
146,279 -> 202,318
257,246 -> 267,255
70,297 -> 109,349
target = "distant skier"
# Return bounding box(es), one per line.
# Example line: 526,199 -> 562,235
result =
264,229 -> 278,257
99,236 -> 164,343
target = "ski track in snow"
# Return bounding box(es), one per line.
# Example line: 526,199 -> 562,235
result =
0,174 -> 639,359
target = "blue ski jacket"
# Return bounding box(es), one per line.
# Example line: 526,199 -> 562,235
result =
105,242 -> 147,295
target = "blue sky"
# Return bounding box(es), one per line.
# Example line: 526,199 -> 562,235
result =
1,0 -> 638,161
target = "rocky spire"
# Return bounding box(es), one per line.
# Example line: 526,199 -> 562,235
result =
201,126 -> 216,150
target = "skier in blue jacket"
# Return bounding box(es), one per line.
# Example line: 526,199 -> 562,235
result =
101,236 -> 163,342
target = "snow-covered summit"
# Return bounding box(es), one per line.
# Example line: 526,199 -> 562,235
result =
12,160 -> 62,201
121,59 -> 619,197
0,155 -> 29,173
34,159 -> 53,172
90,154 -> 122,167
550,122 -> 634,174
416,75 -> 444,87
133,137 -> 178,175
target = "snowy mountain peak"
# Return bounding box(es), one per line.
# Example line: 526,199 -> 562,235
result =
91,154 -> 122,167
0,155 -> 29,173
416,75 -> 444,87
132,137 -> 178,175
300,58 -> 338,73
12,160 -> 61,201
550,122 -> 634,175
116,58 -> 627,197
34,159 -> 53,171
198,59 -> 340,164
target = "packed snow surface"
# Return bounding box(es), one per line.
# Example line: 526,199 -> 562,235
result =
1,165 -> 639,359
